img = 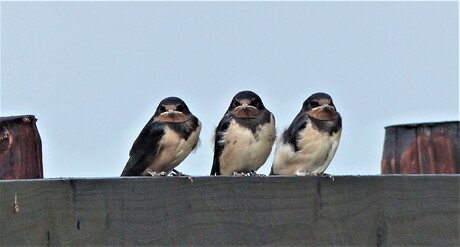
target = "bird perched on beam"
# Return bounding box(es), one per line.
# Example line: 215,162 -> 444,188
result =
271,92 -> 342,176
121,97 -> 201,176
211,90 -> 276,176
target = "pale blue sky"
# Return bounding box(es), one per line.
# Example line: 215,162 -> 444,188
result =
1,2 -> 458,177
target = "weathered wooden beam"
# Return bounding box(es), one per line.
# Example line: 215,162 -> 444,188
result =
0,115 -> 43,179
0,176 -> 458,246
381,121 -> 459,174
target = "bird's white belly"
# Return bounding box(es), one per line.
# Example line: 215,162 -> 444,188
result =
146,124 -> 201,174
273,124 -> 341,175
219,119 -> 276,175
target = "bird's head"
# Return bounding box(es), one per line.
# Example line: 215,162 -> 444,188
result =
154,97 -> 192,123
302,92 -> 339,121
228,90 -> 266,119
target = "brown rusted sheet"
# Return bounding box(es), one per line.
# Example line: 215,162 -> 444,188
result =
415,127 -> 436,174
381,127 -> 396,174
381,121 -> 459,174
398,127 -> 420,174
0,115 -> 43,179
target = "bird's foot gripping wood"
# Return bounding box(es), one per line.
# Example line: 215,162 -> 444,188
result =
232,171 -> 247,176
315,172 -> 334,181
232,171 -> 265,177
171,169 -> 186,177
249,170 -> 266,177
297,171 -> 335,181
146,169 -> 167,177
171,169 -> 194,183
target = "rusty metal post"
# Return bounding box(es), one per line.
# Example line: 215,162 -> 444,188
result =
381,121 -> 459,174
0,115 -> 43,179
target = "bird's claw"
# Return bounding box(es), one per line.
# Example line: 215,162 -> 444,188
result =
314,172 -> 334,181
232,171 -> 263,177
248,170 -> 266,177
171,169 -> 186,177
146,169 -> 167,177
171,169 -> 193,183
320,173 -> 335,181
297,171 -> 334,181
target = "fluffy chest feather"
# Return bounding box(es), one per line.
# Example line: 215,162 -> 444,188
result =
273,122 -> 341,175
144,123 -> 201,174
218,115 -> 275,175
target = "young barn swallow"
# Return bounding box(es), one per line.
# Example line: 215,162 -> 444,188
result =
271,92 -> 342,176
211,90 -> 276,176
121,97 -> 201,176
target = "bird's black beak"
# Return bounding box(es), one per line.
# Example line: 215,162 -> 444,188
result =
322,104 -> 334,111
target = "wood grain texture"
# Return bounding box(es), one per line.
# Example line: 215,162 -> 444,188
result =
0,176 -> 458,246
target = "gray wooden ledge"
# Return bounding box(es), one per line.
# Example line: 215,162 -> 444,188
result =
0,176 -> 458,246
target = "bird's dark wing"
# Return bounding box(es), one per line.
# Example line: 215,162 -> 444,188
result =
282,113 -> 308,152
211,114 -> 232,175
121,118 -> 165,176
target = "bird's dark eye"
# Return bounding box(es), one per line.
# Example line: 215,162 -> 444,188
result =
159,105 -> 166,112
310,101 -> 320,108
176,104 -> 184,112
251,100 -> 259,108
234,100 -> 241,107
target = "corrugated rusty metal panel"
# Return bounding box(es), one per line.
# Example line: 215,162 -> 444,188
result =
381,121 -> 459,174
0,115 -> 43,179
